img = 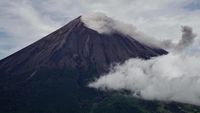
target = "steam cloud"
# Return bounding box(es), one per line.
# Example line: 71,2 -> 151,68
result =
81,12 -> 162,48
81,13 -> 197,50
86,13 -> 200,106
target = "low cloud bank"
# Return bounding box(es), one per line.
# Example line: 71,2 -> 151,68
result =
88,14 -> 200,106
89,53 -> 200,106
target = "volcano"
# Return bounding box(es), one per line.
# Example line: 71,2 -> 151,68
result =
1,14 -> 198,113
0,16 -> 166,75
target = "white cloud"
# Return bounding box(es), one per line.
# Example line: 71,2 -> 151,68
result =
89,51 -> 200,106
0,0 -> 60,59
0,0 -> 200,59
86,14 -> 200,105
88,21 -> 200,106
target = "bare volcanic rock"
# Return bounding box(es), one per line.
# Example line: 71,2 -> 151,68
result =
0,17 -> 167,75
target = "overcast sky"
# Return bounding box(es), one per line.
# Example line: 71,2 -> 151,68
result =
0,0 -> 200,59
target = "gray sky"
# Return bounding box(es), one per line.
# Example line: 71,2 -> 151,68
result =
0,0 -> 200,59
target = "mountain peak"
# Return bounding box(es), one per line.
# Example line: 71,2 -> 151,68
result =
0,15 -> 167,75
0,14 -> 168,113
81,12 -> 116,34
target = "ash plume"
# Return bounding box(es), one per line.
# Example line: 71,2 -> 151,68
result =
175,26 -> 197,51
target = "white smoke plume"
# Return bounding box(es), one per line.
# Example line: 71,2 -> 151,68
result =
87,13 -> 200,106
81,12 -> 162,48
81,12 -> 197,51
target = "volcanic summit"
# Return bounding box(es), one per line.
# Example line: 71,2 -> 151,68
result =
0,13 -> 168,113
0,13 -> 167,75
